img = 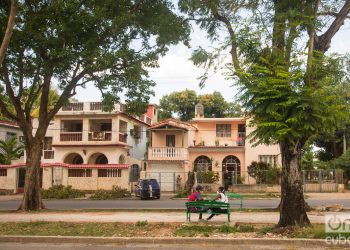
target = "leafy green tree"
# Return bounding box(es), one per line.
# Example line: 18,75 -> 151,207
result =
158,89 -> 197,121
0,0 -> 190,211
0,136 -> 23,165
158,89 -> 240,120
0,0 -> 17,64
224,101 -> 243,117
301,144 -> 315,170
332,148 -> 350,184
179,0 -> 350,227
198,91 -> 228,118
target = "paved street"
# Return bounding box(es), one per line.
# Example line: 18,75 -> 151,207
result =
0,242 -> 346,250
0,195 -> 349,210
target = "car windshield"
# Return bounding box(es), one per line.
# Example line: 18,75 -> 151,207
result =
141,179 -> 159,188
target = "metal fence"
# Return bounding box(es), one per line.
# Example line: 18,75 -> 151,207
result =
138,169 -> 344,193
302,169 -> 343,192
141,171 -> 188,192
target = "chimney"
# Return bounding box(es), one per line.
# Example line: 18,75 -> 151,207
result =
195,103 -> 204,118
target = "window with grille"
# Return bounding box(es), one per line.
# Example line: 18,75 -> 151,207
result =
43,137 -> 54,159
5,132 -> 16,141
0,169 -> 7,176
259,155 -> 278,166
216,124 -> 231,137
98,169 -> 122,177
68,169 -> 92,177
43,137 -> 52,150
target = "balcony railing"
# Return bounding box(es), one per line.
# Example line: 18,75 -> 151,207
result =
90,102 -> 103,111
62,103 -> 83,111
119,133 -> 127,143
88,131 -> 112,141
60,132 -> 82,141
149,147 -> 188,160
43,150 -> 54,159
60,102 -> 126,112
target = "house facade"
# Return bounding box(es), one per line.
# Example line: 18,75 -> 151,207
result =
144,104 -> 281,191
0,120 -> 24,193
0,103 -> 156,193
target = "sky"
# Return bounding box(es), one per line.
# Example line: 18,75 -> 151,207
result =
74,9 -> 350,104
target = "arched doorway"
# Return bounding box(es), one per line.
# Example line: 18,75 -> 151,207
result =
64,153 -> 84,164
129,164 -> 140,182
118,154 -> 126,164
88,153 -> 108,164
194,155 -> 212,171
194,156 -> 213,184
222,155 -> 241,187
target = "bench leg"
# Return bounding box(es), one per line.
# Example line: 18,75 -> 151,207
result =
186,211 -> 190,223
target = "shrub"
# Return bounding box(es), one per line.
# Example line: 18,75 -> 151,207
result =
90,185 -> 131,200
135,220 -> 148,227
173,189 -> 189,198
196,171 -> 219,183
266,167 -> 281,184
41,185 -> 85,199
247,161 -> 270,184
247,161 -> 281,184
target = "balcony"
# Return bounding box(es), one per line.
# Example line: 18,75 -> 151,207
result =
60,132 -> 82,141
60,102 -> 125,113
88,131 -> 112,141
148,147 -> 188,161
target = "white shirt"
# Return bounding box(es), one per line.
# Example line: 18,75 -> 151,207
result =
218,192 -> 229,203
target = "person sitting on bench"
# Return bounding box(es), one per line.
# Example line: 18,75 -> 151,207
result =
207,186 -> 229,221
188,185 -> 205,220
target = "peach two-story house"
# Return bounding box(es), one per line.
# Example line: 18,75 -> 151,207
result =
145,104 -> 281,191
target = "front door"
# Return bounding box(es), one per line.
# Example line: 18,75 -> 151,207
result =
17,168 -> 25,193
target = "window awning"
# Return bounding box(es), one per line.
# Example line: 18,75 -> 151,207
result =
0,163 -> 129,169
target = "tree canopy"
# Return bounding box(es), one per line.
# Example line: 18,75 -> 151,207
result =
0,0 -> 190,210
179,0 -> 350,227
158,89 -> 242,120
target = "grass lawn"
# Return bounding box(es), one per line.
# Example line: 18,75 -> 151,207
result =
0,221 -> 348,239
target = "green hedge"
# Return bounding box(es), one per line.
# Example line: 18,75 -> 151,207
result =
41,185 -> 85,199
90,185 -> 131,200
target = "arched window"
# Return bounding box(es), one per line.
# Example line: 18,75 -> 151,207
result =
118,155 -> 126,164
194,155 -> 212,171
95,154 -> 108,164
222,155 -> 241,173
64,153 -> 83,165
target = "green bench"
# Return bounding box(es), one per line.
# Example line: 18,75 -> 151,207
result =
208,193 -> 243,210
185,200 -> 230,223
227,193 -> 243,210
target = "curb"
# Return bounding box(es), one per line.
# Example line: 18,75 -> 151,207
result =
0,236 -> 337,247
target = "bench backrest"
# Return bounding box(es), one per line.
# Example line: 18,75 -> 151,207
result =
185,201 -> 230,209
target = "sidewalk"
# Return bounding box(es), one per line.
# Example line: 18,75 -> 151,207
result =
0,191 -> 348,201
0,211 -> 325,224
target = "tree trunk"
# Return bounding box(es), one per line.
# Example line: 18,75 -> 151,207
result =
18,141 -> 45,211
278,141 -> 310,227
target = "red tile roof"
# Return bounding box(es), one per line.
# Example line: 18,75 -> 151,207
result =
0,120 -> 19,128
148,118 -> 196,130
